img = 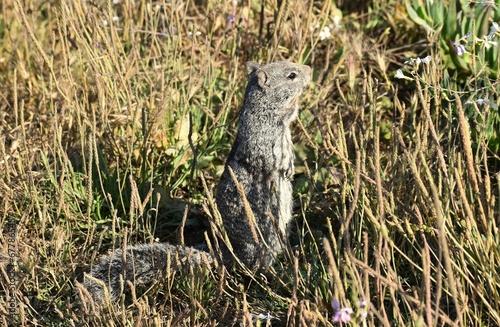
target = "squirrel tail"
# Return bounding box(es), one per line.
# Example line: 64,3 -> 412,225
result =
80,243 -> 213,304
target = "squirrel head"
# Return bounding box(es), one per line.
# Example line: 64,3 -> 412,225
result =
244,61 -> 311,125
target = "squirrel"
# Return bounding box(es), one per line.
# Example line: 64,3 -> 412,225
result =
79,61 -> 312,305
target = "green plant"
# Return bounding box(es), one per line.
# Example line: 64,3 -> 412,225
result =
406,0 -> 500,76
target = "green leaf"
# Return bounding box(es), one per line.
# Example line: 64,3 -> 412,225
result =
476,5 -> 492,38
443,0 -> 458,39
430,0 -> 445,27
405,0 -> 433,31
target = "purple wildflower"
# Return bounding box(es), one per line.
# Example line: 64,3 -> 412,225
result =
332,300 -> 354,324
228,14 -> 235,24
453,32 -> 471,45
455,44 -> 467,56
453,32 -> 471,55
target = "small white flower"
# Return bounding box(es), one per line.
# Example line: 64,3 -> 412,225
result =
466,98 -> 499,108
359,300 -> 369,321
251,313 -> 276,320
404,57 -> 418,65
478,0 -> 496,6
332,15 -> 341,28
113,0 -> 119,3
112,16 -> 119,22
491,22 -> 500,34
394,69 -> 405,79
394,69 -> 410,80
421,55 -> 432,64
486,40 -> 498,48
319,26 -> 331,41
188,31 -> 202,37
483,37 -> 498,48
404,56 -> 431,65
102,20 -> 108,26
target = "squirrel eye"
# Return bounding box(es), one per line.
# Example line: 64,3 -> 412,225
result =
287,72 -> 297,80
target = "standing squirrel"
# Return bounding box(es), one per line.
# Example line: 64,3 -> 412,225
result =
80,61 -> 312,304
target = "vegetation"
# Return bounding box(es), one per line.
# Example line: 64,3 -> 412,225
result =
1,0 -> 499,325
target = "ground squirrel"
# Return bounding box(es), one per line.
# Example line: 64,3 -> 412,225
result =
80,61 -> 312,304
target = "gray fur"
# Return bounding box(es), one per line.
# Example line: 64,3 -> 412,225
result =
80,61 -> 311,305
81,243 -> 213,304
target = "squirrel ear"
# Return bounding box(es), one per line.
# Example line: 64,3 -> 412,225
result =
246,61 -> 268,90
246,61 -> 260,75
256,70 -> 269,90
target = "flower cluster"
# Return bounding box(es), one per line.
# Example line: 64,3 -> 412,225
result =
472,22 -> 500,50
251,312 -> 276,321
465,98 -> 499,108
394,55 -> 432,81
404,55 -> 432,65
188,31 -> 202,38
468,0 -> 497,6
331,299 -> 369,324
332,300 -> 353,323
319,26 -> 332,41
453,21 -> 500,56
311,15 -> 342,41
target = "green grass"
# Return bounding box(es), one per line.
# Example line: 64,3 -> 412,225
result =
1,0 -> 499,326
